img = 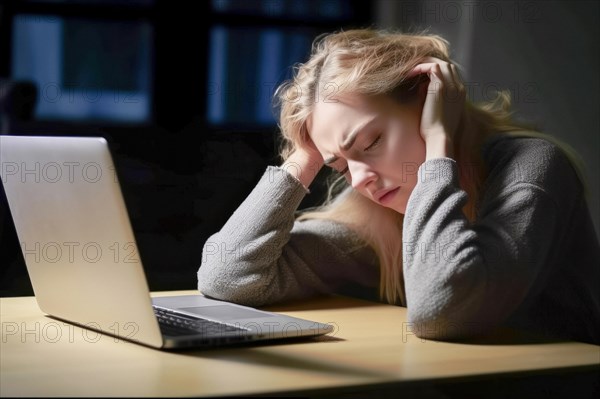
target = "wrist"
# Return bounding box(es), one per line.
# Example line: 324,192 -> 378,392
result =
425,134 -> 453,160
280,150 -> 323,188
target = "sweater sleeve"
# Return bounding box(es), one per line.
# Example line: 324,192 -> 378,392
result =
197,166 -> 379,307
402,145 -> 574,340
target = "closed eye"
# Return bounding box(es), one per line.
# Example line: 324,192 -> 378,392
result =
364,135 -> 382,151
329,134 -> 382,177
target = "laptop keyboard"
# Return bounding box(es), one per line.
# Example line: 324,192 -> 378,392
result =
153,306 -> 249,336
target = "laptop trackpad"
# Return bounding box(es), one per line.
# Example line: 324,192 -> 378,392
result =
180,305 -> 274,320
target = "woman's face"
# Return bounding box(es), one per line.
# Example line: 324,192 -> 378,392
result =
308,92 -> 426,214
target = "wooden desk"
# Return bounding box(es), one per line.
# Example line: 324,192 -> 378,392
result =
1,290 -> 599,397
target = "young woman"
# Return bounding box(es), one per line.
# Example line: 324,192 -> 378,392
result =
198,28 -> 600,344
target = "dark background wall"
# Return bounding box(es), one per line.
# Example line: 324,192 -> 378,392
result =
1,0 -> 598,297
376,0 -> 599,236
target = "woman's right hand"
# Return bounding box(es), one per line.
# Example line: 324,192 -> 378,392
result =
280,135 -> 324,189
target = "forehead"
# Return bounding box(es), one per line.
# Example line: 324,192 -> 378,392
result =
309,93 -> 386,144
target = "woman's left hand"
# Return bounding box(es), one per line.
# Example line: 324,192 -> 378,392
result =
408,57 -> 466,158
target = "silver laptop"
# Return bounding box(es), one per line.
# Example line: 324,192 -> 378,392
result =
0,135 -> 334,349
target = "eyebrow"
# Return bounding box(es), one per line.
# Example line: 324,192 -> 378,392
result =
323,118 -> 377,165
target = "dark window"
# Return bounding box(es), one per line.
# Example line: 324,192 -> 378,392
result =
207,26 -> 314,127
12,14 -> 154,124
2,0 -> 371,129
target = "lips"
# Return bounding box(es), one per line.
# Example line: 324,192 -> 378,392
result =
374,187 -> 401,204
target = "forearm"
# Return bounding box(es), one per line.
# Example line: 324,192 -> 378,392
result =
198,166 -> 309,304
198,165 -> 355,307
403,158 -> 557,339
403,158 -> 485,337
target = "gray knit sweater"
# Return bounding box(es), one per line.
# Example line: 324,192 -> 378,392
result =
198,135 -> 600,344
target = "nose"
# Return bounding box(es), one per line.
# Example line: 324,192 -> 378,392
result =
348,160 -> 377,191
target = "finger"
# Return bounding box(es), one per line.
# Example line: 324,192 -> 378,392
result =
424,64 -> 445,105
407,59 -> 454,80
412,61 -> 460,92
427,63 -> 443,84
448,64 -> 466,98
449,63 -> 459,82
407,56 -> 448,71
438,62 -> 455,84
406,62 -> 440,78
449,64 -> 465,86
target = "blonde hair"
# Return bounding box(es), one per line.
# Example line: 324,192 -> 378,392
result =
272,28 -> 584,306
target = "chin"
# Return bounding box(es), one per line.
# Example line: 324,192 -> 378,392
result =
365,194 -> 407,214
383,201 -> 406,215
393,205 -> 406,215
